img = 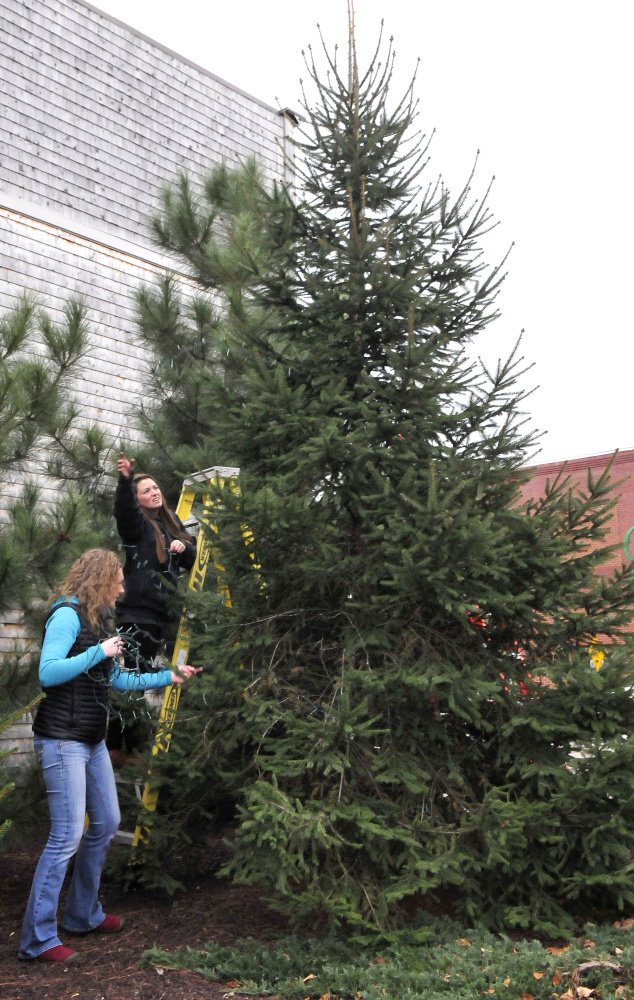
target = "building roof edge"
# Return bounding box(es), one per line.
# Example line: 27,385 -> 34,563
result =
72,0 -> 281,115
522,448 -> 634,475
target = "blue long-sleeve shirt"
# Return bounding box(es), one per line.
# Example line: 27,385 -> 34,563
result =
40,599 -> 172,691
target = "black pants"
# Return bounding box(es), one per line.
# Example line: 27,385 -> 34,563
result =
106,621 -> 176,754
120,622 -> 165,673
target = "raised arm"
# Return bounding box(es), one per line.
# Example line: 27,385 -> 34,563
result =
114,453 -> 144,544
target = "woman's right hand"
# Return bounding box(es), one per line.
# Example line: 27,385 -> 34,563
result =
101,636 -> 124,658
117,452 -> 135,478
170,665 -> 203,684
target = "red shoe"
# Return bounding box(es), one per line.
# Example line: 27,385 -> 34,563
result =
96,914 -> 125,933
37,945 -> 78,963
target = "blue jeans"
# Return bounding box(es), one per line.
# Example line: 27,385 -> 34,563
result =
18,738 -> 121,959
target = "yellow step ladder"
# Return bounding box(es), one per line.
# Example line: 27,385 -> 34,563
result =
117,465 -> 244,848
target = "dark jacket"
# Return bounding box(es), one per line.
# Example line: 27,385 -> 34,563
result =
32,603 -> 113,745
114,475 -> 196,625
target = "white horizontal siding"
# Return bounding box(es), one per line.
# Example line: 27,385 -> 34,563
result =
0,207 -> 203,442
0,0 -> 288,641
0,0 -> 286,247
1,714 -> 35,783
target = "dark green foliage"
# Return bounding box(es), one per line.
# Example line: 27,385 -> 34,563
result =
0,293 -> 120,839
130,19 -> 634,933
0,297 -> 105,608
0,295 -> 116,709
0,695 -> 43,839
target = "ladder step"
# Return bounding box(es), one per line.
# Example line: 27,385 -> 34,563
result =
113,829 -> 135,846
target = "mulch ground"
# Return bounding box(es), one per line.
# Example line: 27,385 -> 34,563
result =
0,830 -> 288,1000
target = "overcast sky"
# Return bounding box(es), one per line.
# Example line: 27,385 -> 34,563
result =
93,0 -> 633,465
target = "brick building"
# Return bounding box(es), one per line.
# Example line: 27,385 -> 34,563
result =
519,449 -> 634,580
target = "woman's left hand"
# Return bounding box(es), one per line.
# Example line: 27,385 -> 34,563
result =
170,665 -> 203,684
169,539 -> 186,554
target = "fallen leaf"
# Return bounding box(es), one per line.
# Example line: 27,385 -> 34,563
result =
583,940 -> 596,949
547,946 -> 569,955
559,992 -> 575,1000
376,956 -> 386,964
576,989 -> 595,998
614,917 -> 634,930
616,947 -> 624,954
303,974 -> 317,983
553,970 -> 561,986
503,978 -> 511,987
481,947 -> 493,953
458,938 -> 471,946
226,982 -> 241,989
319,994 -> 331,1000
615,988 -> 628,996
156,968 -> 164,976
520,993 -> 532,999
443,974 -> 451,982
533,972 -> 544,980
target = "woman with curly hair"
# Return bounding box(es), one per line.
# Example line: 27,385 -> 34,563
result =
18,549 -> 200,965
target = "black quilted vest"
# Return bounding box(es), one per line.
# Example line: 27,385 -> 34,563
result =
32,602 -> 114,745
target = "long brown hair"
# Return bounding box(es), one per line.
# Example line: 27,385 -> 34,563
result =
49,549 -> 122,630
133,474 -> 193,564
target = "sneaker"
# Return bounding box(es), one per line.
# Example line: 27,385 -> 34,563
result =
96,914 -> 125,933
37,945 -> 78,963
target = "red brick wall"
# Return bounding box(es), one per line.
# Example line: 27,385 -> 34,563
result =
519,449 -> 634,580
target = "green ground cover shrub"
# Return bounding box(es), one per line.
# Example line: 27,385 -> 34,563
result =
142,918 -> 634,998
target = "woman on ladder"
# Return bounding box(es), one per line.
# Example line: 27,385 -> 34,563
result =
113,451 -> 197,689
18,548 -> 200,963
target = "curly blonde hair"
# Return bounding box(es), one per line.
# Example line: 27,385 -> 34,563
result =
49,549 -> 122,630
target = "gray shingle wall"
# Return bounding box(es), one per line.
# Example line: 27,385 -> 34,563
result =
0,0 -> 288,661
0,205 -> 199,439
0,0 -> 286,243
0,0 -> 288,487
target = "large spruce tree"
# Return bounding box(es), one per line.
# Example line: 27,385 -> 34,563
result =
131,15 -> 634,934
